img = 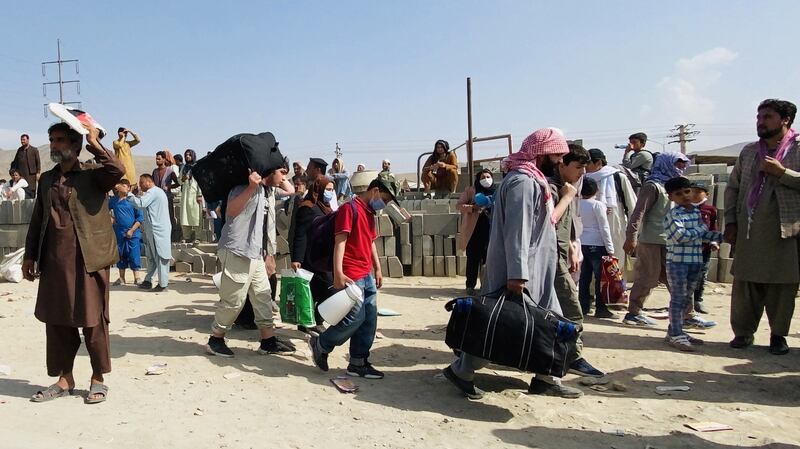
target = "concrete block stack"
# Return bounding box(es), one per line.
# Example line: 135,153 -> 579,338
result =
0,200 -> 34,255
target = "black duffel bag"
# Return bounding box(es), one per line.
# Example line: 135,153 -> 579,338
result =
192,132 -> 286,203
444,288 -> 581,377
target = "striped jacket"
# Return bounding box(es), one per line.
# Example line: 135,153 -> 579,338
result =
663,205 -> 722,264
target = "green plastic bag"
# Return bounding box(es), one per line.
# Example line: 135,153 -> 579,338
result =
279,269 -> 315,327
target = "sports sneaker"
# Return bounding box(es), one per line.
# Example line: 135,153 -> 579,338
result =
528,378 -> 583,399
442,366 -> 484,400
769,335 -> 790,355
683,316 -> 717,329
258,336 -> 296,355
568,358 -> 606,378
152,285 -> 168,293
206,336 -> 234,357
730,335 -> 754,349
308,336 -> 329,372
622,312 -> 656,326
138,280 -> 153,290
666,334 -> 695,352
347,362 -> 384,379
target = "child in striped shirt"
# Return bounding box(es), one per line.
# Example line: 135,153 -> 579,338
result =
663,177 -> 722,351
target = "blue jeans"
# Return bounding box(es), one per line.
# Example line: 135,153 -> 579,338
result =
578,245 -> 609,314
317,274 -> 377,366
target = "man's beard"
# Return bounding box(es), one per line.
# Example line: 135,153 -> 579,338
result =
539,157 -> 557,177
50,149 -> 76,164
757,125 -> 783,139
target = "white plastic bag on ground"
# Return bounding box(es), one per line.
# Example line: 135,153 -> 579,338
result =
0,248 -> 25,283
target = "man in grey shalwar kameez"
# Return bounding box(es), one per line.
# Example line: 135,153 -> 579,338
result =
128,173 -> 173,292
442,128 -> 583,400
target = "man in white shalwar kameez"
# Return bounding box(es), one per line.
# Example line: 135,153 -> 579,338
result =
128,173 -> 172,291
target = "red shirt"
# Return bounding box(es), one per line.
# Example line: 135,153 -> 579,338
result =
698,203 -> 718,253
335,196 -> 377,279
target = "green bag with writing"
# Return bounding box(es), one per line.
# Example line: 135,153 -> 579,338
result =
279,269 -> 315,327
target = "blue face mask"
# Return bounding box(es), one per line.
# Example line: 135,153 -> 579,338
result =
369,198 -> 386,211
323,190 -> 335,203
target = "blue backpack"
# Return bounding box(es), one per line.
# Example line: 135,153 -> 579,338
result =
304,201 -> 358,273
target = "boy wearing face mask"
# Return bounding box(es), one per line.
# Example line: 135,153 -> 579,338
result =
689,182 -> 718,314
309,177 -> 400,379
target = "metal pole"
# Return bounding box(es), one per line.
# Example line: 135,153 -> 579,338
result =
466,77 -> 474,184
57,39 -> 63,104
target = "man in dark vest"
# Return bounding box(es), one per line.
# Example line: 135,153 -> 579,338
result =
23,122 -> 124,404
11,133 -> 41,198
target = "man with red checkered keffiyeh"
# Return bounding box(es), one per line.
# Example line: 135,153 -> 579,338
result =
442,128 -> 584,400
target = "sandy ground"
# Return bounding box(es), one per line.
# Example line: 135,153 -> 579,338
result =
0,273 -> 798,449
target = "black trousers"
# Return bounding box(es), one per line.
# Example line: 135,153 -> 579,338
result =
465,215 -> 491,289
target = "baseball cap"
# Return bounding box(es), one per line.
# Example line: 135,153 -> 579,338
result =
368,176 -> 400,205
690,180 -> 710,192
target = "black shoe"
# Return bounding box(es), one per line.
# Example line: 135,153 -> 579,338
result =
347,362 -> 384,379
769,335 -> 789,355
568,358 -> 605,378
258,336 -> 296,355
138,281 -> 153,289
528,378 -> 583,399
730,335 -> 754,349
298,325 -> 322,337
594,308 -> 616,319
442,366 -> 484,400
308,336 -> 329,372
694,302 -> 709,314
152,285 -> 168,293
206,336 -> 234,358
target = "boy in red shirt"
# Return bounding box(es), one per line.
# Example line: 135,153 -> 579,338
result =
309,177 -> 399,379
690,181 -> 719,314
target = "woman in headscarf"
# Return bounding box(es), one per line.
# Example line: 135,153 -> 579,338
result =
422,139 -> 459,197
179,149 -> 203,242
328,157 -> 352,201
622,152 -> 693,327
289,174 -> 336,335
457,169 -> 496,295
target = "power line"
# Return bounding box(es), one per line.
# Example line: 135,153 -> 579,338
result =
41,39 -> 81,115
667,124 -> 701,154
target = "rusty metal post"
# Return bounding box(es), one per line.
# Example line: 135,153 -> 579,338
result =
466,77 -> 474,185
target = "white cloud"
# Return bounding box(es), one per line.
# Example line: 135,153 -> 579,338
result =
657,47 -> 738,123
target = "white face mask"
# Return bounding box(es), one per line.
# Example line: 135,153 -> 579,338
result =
691,198 -> 707,207
479,178 -> 493,189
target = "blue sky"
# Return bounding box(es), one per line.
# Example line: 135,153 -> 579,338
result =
1,1 -> 797,172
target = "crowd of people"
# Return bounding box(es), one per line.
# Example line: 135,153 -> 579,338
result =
11,98 -> 799,405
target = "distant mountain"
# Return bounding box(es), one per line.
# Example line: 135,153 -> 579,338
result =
0,145 -> 159,179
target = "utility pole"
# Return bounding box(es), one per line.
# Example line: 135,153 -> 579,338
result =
667,124 -> 700,154
334,142 -> 342,159
42,39 -> 80,115
466,77 -> 474,184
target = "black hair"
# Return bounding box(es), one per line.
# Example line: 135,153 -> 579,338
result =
588,148 -> 607,166
629,132 -> 648,145
118,127 -> 125,133
117,178 -> 131,186
8,168 -> 19,176
581,178 -> 599,197
665,176 -> 692,194
47,122 -> 82,148
473,168 -> 495,194
758,99 -> 797,127
155,151 -> 167,158
294,175 -> 308,185
563,143 -> 591,166
173,154 -> 184,163
139,173 -> 154,182
21,134 -> 29,139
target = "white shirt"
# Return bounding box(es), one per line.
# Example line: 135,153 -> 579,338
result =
2,179 -> 28,201
579,198 -> 614,253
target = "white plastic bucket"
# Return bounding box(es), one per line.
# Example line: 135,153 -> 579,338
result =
318,283 -> 363,325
